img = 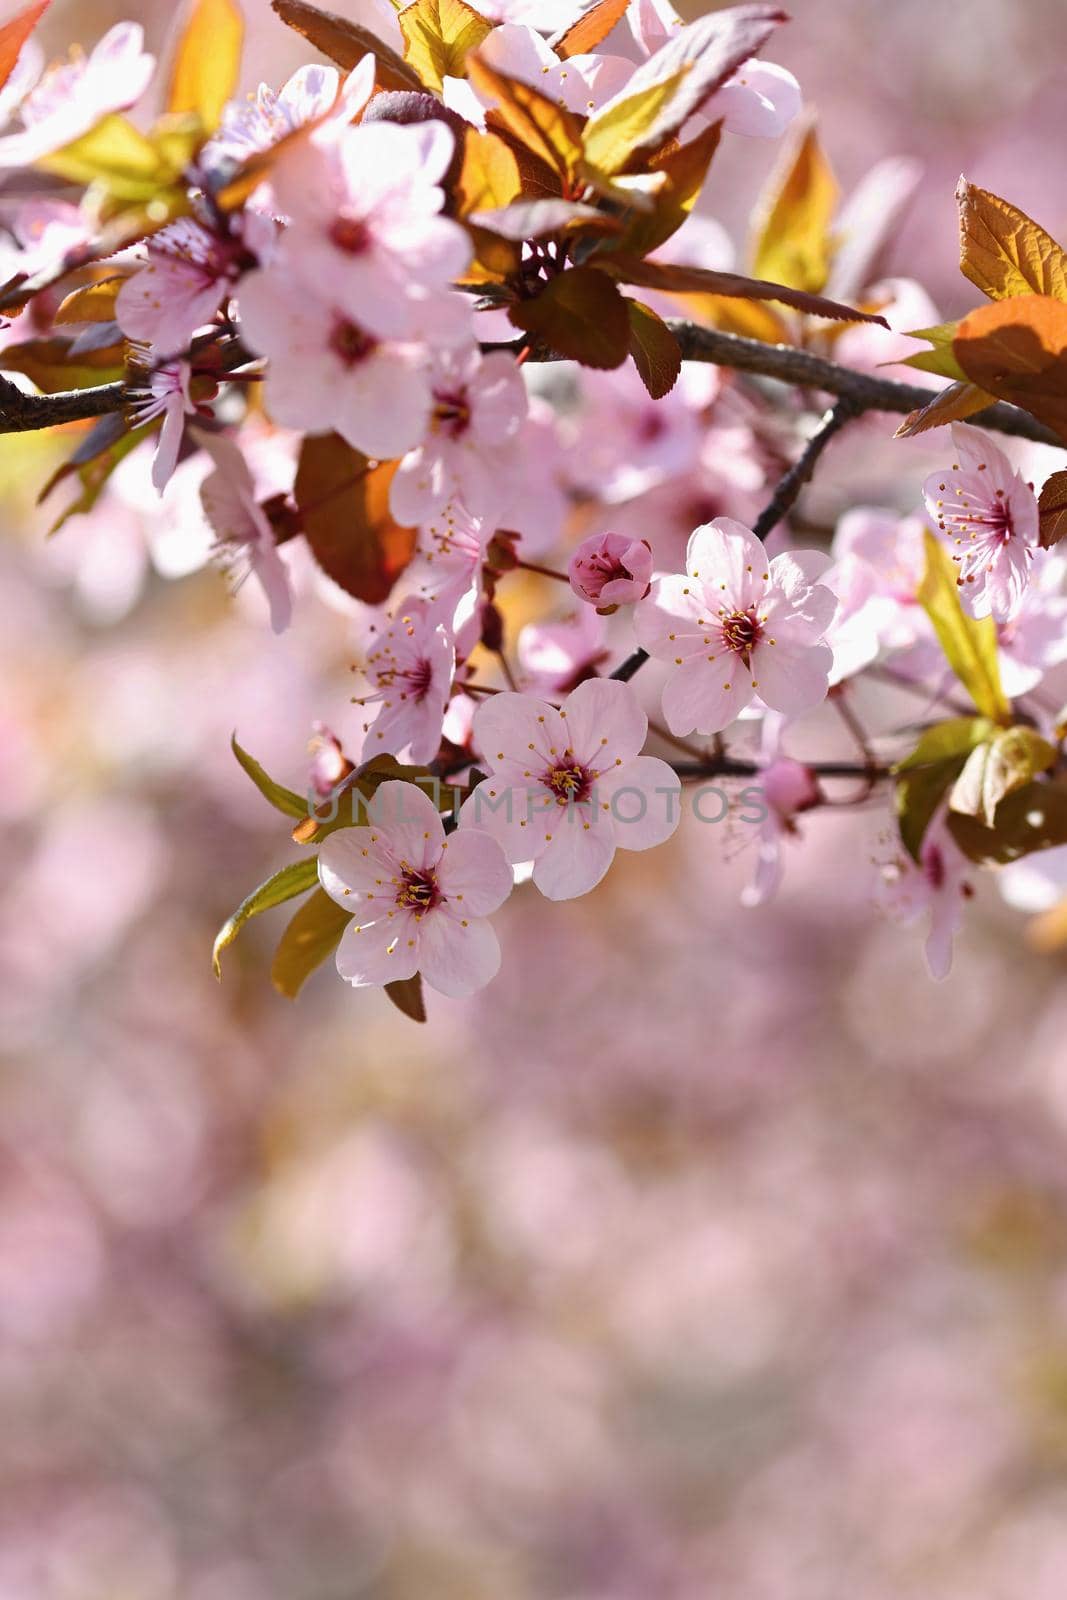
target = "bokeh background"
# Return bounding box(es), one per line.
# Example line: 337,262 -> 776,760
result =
5,2 -> 1067,1596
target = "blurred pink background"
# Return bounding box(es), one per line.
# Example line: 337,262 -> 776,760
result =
5,2 -> 1067,1596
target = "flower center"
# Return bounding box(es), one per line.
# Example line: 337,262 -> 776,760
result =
330,318 -> 377,368
395,868 -> 441,916
433,388 -> 471,438
330,216 -> 372,255
720,608 -> 762,659
544,760 -> 591,804
377,656 -> 434,702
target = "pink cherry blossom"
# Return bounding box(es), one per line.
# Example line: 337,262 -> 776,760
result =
517,608 -> 613,695
995,551 -> 1067,696
569,532 -> 653,611
401,505 -> 490,621
307,724 -> 353,799
318,780 -> 513,997
878,813 -> 975,981
742,754 -> 822,908
469,24 -> 634,119
923,423 -> 1040,621
0,23 -> 155,168
349,597 -> 455,765
115,221 -> 245,358
203,62 -> 341,167
237,267 -> 433,461
268,118 -> 470,342
389,348 -> 528,525
197,434 -> 293,634
127,360 -> 196,494
634,517 -> 836,736
461,679 -> 680,900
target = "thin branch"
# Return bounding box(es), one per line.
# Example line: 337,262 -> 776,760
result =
496,323 -> 1063,450
672,756 -> 892,781
0,372 -> 126,432
751,398 -> 857,542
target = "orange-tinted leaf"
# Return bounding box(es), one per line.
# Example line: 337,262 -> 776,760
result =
294,433 -> 416,604
954,293 -> 1067,444
957,178 -> 1067,304
583,4 -> 785,174
168,0 -> 244,131
0,336 -> 124,392
270,0 -> 422,90
508,266 -> 630,368
601,254 -> 889,324
626,299 -> 681,397
467,53 -> 583,179
398,0 -> 493,92
1039,469 -> 1067,549
611,120 -> 721,258
454,127 -> 521,216
54,275 -> 130,325
270,888 -> 351,998
552,0 -> 629,59
752,119 -> 837,294
0,0 -> 50,94
894,379 -> 994,438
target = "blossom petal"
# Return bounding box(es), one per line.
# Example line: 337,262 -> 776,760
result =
596,756 -> 682,851
417,907 -> 501,997
562,677 -> 647,768
335,914 -> 420,987
661,655 -> 751,736
752,640 -> 833,716
436,827 -> 513,915
471,691 -> 568,768
531,818 -> 616,900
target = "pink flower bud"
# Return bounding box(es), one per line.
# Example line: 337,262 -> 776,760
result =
568,532 -> 653,612
761,758 -> 821,821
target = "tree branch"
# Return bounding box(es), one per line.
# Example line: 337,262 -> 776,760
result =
0,372 -> 126,432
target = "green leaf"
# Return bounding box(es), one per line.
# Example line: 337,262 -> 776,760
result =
892,715 -> 995,861
894,717 -> 995,772
398,0 -> 493,92
917,531 -> 1009,722
213,857 -> 319,978
231,734 -> 309,820
508,266 -> 631,368
626,299 -> 682,398
949,725 -> 1056,826
385,974 -> 427,1023
271,887 -> 352,998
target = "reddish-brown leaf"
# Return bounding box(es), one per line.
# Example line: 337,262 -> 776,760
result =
954,294 -> 1067,444
894,379 -> 994,438
600,254 -> 889,325
626,299 -> 681,398
508,266 -> 630,368
1039,469 -> 1067,549
270,0 -> 422,90
0,0 -> 50,94
294,434 -> 416,604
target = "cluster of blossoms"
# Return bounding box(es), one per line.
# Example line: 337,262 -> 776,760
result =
3,0 -> 1067,1007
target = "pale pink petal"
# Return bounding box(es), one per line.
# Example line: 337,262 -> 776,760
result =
662,655 -> 751,735
318,826 -> 386,904
471,692 -> 568,768
562,677 -> 647,767
752,639 -> 833,716
595,756 -> 681,851
335,914 -> 421,987
436,828 -> 513,915
531,819 -> 616,900
417,908 -> 501,997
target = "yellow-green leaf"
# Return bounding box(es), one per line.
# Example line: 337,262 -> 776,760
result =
167,0 -> 244,132
54,275 -> 130,325
917,531 -> 1009,722
898,321 -> 967,381
454,127 -> 521,216
752,120 -> 838,295
271,887 -> 351,998
398,0 -> 493,92
213,857 -> 319,978
957,178 -> 1067,304
232,733 -> 309,819
582,5 -> 785,176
